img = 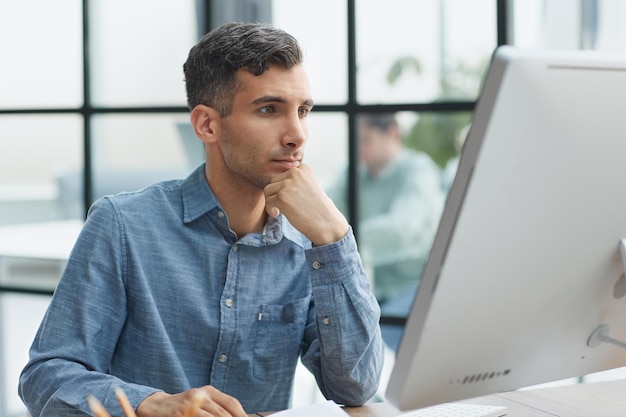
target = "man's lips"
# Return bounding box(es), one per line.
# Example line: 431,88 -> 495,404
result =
272,159 -> 301,170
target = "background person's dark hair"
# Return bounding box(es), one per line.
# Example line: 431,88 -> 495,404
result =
183,22 -> 304,116
359,113 -> 398,132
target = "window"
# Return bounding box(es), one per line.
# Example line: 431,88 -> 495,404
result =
0,1 -> 83,109
3,1 -> 626,414
279,1 -> 496,330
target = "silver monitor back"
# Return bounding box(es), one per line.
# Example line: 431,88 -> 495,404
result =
385,46 -> 626,411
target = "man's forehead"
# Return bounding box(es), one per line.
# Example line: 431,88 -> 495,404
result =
234,65 -> 313,103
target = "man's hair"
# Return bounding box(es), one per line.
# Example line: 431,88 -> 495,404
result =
183,22 -> 304,116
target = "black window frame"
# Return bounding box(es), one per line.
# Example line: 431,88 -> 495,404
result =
0,0 -> 511,323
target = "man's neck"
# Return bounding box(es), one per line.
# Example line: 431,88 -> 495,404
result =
207,176 -> 268,239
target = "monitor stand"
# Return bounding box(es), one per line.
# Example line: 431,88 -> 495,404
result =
588,324 -> 626,350
587,239 -> 626,350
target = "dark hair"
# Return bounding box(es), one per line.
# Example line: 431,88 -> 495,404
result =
359,113 -> 398,132
183,22 -> 304,116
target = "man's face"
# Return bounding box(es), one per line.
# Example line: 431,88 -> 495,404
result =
215,64 -> 313,190
359,123 -> 394,176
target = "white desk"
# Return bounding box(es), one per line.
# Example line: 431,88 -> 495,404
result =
0,219 -> 82,258
0,185 -> 58,226
256,379 -> 626,416
0,220 -> 83,292
0,220 -> 82,417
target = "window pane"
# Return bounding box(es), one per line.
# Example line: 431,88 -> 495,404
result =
306,112 -> 348,190
511,0 -> 626,53
0,115 -> 83,224
273,0 -> 348,104
356,0 -> 496,104
90,113 -> 199,203
88,0 -> 198,107
0,0 -> 83,109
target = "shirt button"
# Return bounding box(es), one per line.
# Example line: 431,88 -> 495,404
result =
232,245 -> 238,252
323,317 -> 331,325
217,211 -> 225,219
219,354 -> 227,363
225,298 -> 233,307
312,261 -> 322,269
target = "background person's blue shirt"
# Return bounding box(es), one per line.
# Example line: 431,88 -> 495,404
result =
19,164 -> 383,416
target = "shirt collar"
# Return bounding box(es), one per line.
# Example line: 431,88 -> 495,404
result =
181,163 -> 220,223
181,164 -> 308,248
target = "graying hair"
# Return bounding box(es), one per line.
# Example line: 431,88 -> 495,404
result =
183,22 -> 304,116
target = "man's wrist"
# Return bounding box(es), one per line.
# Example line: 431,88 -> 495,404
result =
136,391 -> 168,417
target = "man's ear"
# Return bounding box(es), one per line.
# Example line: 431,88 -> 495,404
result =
190,104 -> 221,145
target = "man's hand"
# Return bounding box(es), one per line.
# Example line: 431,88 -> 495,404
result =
136,386 -> 247,417
264,163 -> 349,246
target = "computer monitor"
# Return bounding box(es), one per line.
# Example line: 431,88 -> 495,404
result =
385,45 -> 626,411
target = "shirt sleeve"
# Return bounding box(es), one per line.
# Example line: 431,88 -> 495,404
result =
18,199 -> 158,417
300,227 -> 384,406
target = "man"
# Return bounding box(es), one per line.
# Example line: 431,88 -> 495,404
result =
19,22 -> 383,417
328,113 -> 444,341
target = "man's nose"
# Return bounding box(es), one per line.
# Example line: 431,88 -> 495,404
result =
281,113 -> 307,149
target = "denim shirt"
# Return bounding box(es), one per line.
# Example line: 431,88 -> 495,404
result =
19,164 -> 383,416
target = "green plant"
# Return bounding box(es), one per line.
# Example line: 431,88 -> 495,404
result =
387,55 -> 489,168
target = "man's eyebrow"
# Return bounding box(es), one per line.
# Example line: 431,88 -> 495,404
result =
251,95 -> 314,107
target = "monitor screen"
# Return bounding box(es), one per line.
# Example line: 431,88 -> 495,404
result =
385,45 -> 626,411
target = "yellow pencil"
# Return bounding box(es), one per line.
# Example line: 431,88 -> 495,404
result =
87,395 -> 112,417
114,386 -> 138,417
181,389 -> 206,417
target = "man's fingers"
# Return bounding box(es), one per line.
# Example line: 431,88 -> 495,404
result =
182,390 -> 206,417
199,387 -> 247,417
266,205 -> 280,218
264,175 -> 287,218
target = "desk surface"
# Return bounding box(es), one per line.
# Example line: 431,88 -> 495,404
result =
257,379 -> 626,416
0,220 -> 83,291
0,220 -> 82,260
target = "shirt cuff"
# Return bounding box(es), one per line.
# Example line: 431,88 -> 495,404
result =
304,227 -> 363,287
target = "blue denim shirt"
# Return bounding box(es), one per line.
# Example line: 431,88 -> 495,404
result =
19,164 -> 383,416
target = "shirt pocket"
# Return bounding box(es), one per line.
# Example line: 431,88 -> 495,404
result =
253,296 -> 309,382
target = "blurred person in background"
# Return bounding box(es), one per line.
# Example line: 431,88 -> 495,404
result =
328,113 -> 445,349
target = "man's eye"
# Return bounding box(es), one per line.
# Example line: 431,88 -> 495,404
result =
259,105 -> 275,114
299,108 -> 311,117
